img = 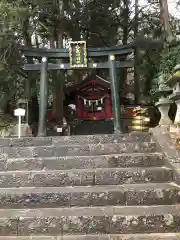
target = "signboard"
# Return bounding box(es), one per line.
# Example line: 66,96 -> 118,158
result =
14,108 -> 26,117
69,41 -> 87,68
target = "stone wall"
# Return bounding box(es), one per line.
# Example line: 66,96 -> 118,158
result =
150,127 -> 180,184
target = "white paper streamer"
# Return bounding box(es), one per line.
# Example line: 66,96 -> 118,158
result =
80,96 -> 105,105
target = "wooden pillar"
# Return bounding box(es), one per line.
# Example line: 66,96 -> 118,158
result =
109,55 -> 122,133
105,94 -> 112,119
38,57 -> 48,137
76,96 -> 83,119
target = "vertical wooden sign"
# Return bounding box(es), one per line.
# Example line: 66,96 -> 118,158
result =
69,41 -> 87,68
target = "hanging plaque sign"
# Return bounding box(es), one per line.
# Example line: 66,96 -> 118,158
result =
69,41 -> 87,68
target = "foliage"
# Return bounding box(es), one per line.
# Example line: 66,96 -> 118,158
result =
0,0 -> 179,105
0,0 -> 29,104
158,42 -> 180,80
139,48 -> 162,96
139,40 -> 180,99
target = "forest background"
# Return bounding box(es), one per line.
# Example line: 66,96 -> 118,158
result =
0,0 -> 179,120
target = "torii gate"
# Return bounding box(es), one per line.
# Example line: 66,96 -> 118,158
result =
22,41 -> 134,136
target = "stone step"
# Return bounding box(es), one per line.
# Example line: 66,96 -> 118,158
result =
52,132 -> 151,145
6,153 -> 165,171
0,183 -> 178,208
0,138 -> 53,147
0,142 -> 157,158
0,234 -> 180,240
0,205 -> 180,235
0,133 -> 151,147
0,167 -> 172,188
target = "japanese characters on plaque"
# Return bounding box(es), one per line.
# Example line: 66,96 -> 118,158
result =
69,41 -> 87,68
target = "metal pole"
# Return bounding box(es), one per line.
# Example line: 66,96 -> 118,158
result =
18,116 -> 21,138
109,55 -> 122,133
38,57 -> 48,137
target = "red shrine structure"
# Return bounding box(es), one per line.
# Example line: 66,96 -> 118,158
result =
66,75 -> 113,121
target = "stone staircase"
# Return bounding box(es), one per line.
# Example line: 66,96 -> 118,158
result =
0,133 -> 179,239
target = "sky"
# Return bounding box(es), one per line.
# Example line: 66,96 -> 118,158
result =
168,0 -> 180,17
138,0 -> 180,18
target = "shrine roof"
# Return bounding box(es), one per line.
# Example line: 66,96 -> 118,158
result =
66,74 -> 110,94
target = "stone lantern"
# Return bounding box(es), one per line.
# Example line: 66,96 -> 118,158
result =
166,65 -> 180,126
155,82 -> 173,126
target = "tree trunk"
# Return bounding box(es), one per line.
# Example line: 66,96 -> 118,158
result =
23,19 -> 32,98
134,0 -> 140,104
52,0 -> 65,124
119,0 -> 130,95
22,18 -> 34,124
52,32 -> 64,124
159,0 -> 173,43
